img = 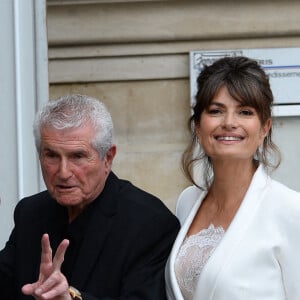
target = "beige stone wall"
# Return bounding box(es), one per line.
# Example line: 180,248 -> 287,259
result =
47,0 -> 300,211
49,79 -> 190,210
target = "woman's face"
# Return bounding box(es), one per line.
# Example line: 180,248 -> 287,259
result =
196,85 -> 270,163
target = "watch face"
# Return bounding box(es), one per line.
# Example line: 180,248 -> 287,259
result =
69,286 -> 82,300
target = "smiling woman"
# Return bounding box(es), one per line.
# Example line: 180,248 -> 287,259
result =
184,56 -> 280,188
165,56 -> 300,300
196,85 -> 271,164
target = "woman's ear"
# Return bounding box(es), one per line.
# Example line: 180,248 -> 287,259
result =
262,118 -> 272,138
194,122 -> 201,144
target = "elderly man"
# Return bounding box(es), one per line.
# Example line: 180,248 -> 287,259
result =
0,94 -> 180,300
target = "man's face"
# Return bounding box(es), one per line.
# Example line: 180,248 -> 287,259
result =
39,123 -> 116,212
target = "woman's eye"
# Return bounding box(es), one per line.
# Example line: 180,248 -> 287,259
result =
240,109 -> 254,116
208,108 -> 221,114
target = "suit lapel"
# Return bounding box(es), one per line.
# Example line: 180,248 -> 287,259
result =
194,165 -> 268,299
70,172 -> 119,289
28,193 -> 68,282
167,190 -> 207,300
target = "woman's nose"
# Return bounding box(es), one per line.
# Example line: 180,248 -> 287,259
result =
222,112 -> 237,129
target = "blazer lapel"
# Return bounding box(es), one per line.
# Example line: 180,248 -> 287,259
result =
167,190 -> 207,300
70,172 -> 119,289
194,165 -> 269,299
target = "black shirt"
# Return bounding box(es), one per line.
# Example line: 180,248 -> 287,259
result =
61,199 -> 98,281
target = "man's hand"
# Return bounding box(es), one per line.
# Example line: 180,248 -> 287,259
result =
22,233 -> 72,300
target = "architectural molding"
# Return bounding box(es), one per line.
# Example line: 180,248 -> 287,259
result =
0,0 -> 48,247
47,0 -> 175,5
47,1 -> 300,46
47,0 -> 300,83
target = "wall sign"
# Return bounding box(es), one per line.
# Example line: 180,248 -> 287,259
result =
190,47 -> 300,117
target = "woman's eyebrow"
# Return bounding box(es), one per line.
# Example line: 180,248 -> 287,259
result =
209,101 -> 225,107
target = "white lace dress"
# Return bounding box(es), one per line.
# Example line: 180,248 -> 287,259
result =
174,224 -> 225,300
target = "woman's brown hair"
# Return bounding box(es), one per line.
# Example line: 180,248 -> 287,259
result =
182,56 -> 281,188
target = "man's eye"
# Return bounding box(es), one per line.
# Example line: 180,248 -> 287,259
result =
72,153 -> 85,160
45,152 -> 57,158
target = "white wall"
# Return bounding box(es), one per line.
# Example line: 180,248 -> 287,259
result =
273,117 -> 300,192
47,0 -> 300,211
0,0 -> 48,248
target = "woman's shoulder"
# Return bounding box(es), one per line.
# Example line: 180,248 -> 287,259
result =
257,165 -> 300,205
175,185 -> 206,224
259,174 -> 300,231
268,177 -> 300,208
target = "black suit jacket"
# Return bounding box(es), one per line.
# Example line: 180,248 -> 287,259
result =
0,172 -> 180,299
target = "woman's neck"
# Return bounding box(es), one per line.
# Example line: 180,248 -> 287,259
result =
210,160 -> 257,211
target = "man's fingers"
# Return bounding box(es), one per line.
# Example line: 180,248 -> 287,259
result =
41,234 -> 52,264
53,239 -> 69,270
34,271 -> 69,299
38,234 -> 53,282
21,283 -> 37,295
22,235 -> 70,298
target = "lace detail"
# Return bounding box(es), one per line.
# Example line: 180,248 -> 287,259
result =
175,224 -> 225,300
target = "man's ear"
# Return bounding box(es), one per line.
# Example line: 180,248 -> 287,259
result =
105,145 -> 117,167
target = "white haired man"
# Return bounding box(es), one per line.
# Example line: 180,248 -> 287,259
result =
0,94 -> 180,300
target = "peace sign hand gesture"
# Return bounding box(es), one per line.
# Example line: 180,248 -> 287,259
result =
22,234 -> 72,300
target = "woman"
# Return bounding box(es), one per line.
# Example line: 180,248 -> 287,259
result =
165,56 -> 300,299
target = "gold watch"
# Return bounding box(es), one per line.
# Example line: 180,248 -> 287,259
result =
69,286 -> 82,300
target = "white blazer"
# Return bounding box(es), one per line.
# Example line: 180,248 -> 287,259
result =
165,165 -> 300,300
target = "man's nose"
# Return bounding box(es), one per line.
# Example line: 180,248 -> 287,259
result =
58,159 -> 72,179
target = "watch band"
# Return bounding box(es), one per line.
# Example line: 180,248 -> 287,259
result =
69,286 -> 82,300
